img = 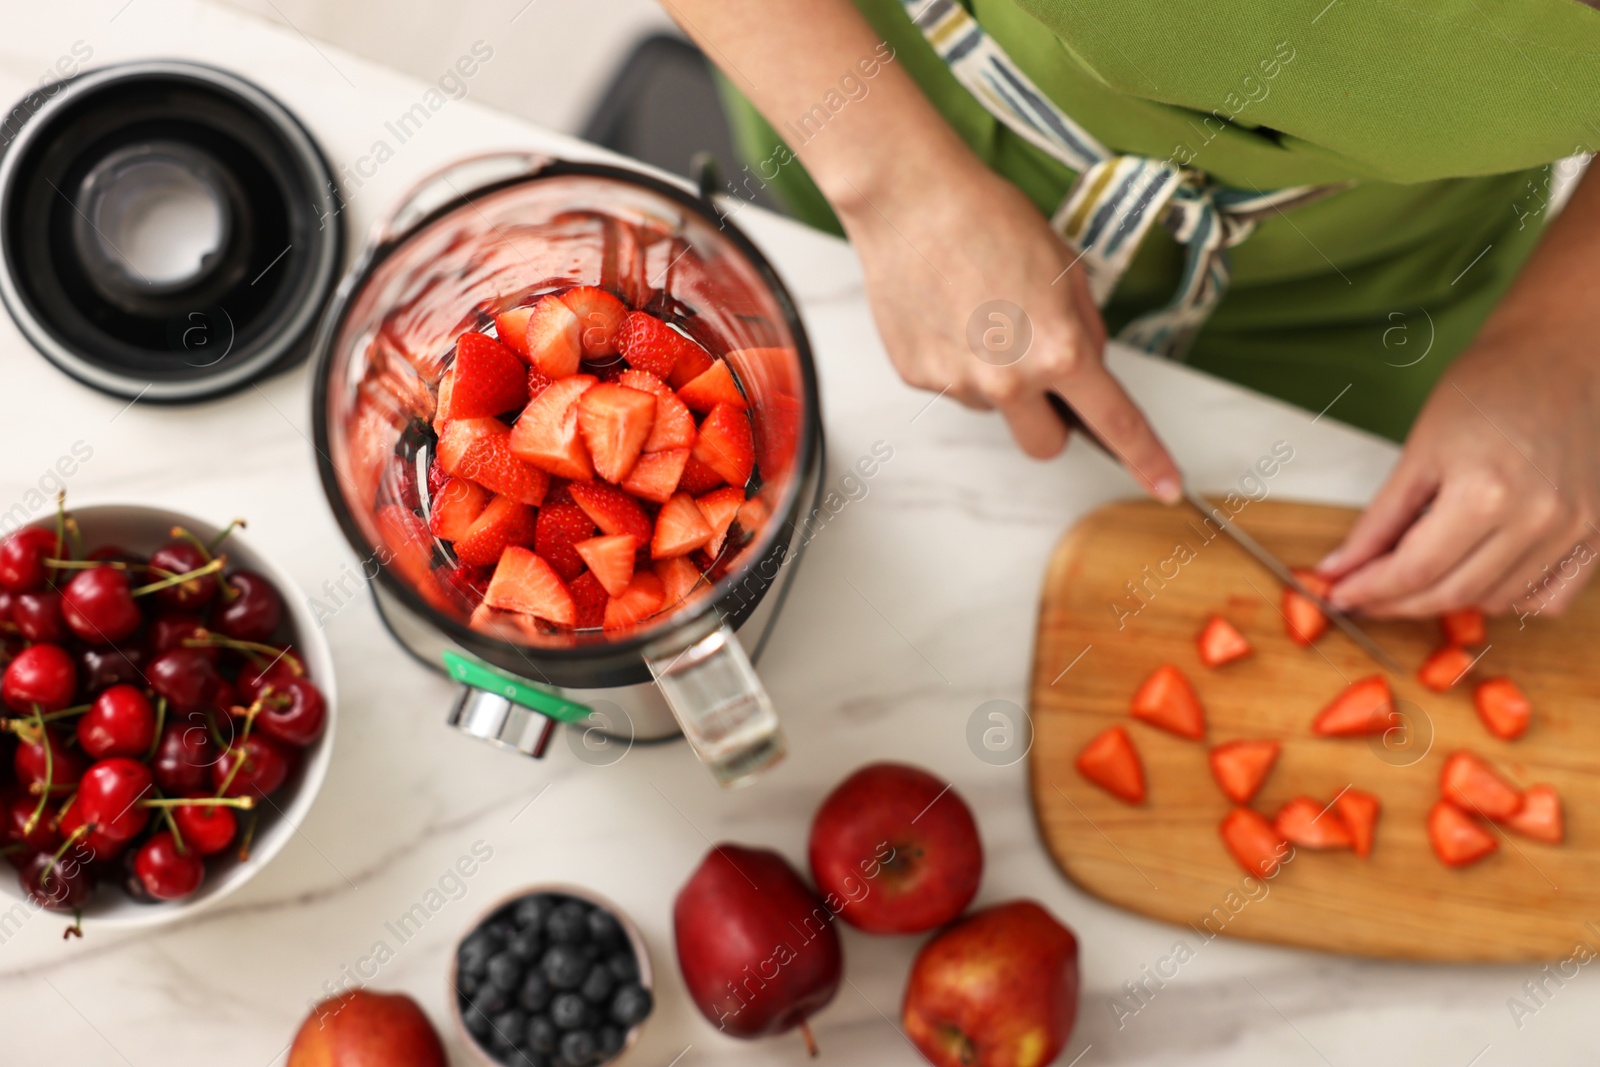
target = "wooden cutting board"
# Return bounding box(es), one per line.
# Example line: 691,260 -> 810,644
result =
1028,499 -> 1600,961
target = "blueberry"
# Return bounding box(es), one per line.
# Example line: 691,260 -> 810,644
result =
606,951 -> 637,983
509,928 -> 544,962
471,986 -> 510,1018
458,932 -> 497,976
525,1014 -> 559,1055
597,1025 -> 625,1057
559,1029 -> 598,1066
489,1008 -> 527,1051
461,999 -> 493,1039
514,893 -> 555,930
542,945 -> 588,989
457,968 -> 483,997
550,991 -> 593,1030
488,951 -> 524,991
483,919 -> 516,946
610,984 -> 653,1027
586,908 -> 623,947
580,963 -> 615,1004
546,900 -> 592,944
519,969 -> 553,1012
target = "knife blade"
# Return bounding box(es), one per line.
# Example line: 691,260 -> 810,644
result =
1044,394 -> 1406,675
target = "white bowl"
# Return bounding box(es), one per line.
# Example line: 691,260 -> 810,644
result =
0,504 -> 336,927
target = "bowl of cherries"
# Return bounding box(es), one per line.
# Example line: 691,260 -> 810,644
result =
0,502 -> 335,931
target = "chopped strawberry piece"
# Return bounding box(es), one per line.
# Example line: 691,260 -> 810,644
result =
1197,615 -> 1251,667
667,335 -> 715,389
561,286 -> 628,357
1419,644 -> 1475,692
433,369 -> 458,432
493,305 -> 534,358
692,403 -> 755,488
1335,789 -> 1381,859
1439,751 -> 1522,821
426,457 -> 448,498
651,492 -> 714,559
696,487 -> 744,558
677,454 -> 725,495
620,447 -> 689,504
655,555 -> 703,609
603,572 -> 665,630
522,295 -> 583,378
569,571 -> 608,630
1440,607 -> 1486,647
533,501 -> 595,582
1207,739 -> 1280,805
575,534 -> 639,598
452,496 -> 537,568
509,375 -> 597,481
528,366 -> 555,399
617,369 -> 696,452
1219,808 -> 1289,878
569,482 -> 652,543
618,310 -> 699,379
1474,677 -> 1531,741
1074,725 -> 1145,804
1283,568 -> 1332,645
438,418 -> 549,506
1311,675 -> 1394,737
428,477 -> 490,541
676,359 -> 746,412
440,563 -> 492,609
576,383 -> 656,484
375,504 -> 434,588
449,332 -> 529,418
1130,663 -> 1205,740
736,495 -> 770,536
1273,796 -> 1353,850
484,547 -> 575,627
1428,800 -> 1498,867
1505,783 -> 1563,844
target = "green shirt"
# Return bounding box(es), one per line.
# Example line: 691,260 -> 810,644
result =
721,0 -> 1600,440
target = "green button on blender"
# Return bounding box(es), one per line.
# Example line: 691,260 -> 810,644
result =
441,650 -> 595,724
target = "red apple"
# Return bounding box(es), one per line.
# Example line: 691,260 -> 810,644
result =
809,762 -> 982,934
287,989 -> 446,1067
674,843 -> 843,1052
902,900 -> 1079,1067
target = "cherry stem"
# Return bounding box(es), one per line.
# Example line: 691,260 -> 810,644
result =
52,493 -> 70,573
35,703 -> 92,723
800,1022 -> 818,1058
171,526 -> 213,561
43,822 -> 89,881
144,697 -> 167,762
207,519 -> 245,555
131,557 -> 225,598
139,796 -> 254,811
236,809 -> 258,862
159,804 -> 186,853
62,912 -> 82,940
24,706 -> 51,836
183,633 -> 300,675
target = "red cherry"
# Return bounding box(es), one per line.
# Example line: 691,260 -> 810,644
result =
3,643 -> 78,712
215,571 -> 283,642
78,644 -> 147,694
18,849 -> 95,912
62,566 -> 142,644
87,544 -> 142,564
147,648 -> 223,712
213,734 -> 292,799
133,832 -> 204,901
255,677 -> 327,747
151,715 -> 218,794
76,685 -> 157,759
172,797 -> 236,855
3,792 -> 61,852
13,725 -> 84,792
75,758 -> 154,843
148,613 -> 217,660
147,541 -> 219,612
236,646 -> 305,702
0,588 -> 15,625
0,526 -> 63,592
12,590 -> 66,643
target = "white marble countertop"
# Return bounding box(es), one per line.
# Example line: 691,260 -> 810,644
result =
2,3 -> 1595,1065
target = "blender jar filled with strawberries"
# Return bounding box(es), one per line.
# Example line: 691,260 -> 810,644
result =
311,155 -> 821,786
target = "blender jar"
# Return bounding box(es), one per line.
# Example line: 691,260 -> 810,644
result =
310,154 -> 821,787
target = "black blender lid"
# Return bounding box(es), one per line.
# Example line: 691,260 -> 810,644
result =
0,60 -> 342,402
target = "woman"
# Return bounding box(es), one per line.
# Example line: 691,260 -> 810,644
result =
664,0 -> 1600,621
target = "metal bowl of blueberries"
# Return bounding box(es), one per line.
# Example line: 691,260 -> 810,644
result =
451,885 -> 655,1067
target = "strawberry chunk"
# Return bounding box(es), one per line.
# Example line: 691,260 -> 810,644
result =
1439,751 -> 1522,821
1283,568 -> 1332,645
617,310 -> 695,379
622,448 -> 690,505
1220,808 -> 1289,878
655,555 -> 703,610
484,547 -> 575,627
1428,800 -> 1498,867
534,501 -> 595,582
1505,783 -> 1563,844
1273,796 -> 1353,850
1130,663 -> 1205,740
676,359 -> 746,412
1197,615 -> 1251,668
1074,725 -> 1145,805
651,492 -> 714,559
696,487 -> 744,558
667,335 -> 715,389
677,454 -> 724,495
1207,739 -> 1280,805
1335,789 -> 1381,858
692,403 -> 755,488
576,383 -> 656,484
569,571 -> 608,630
1440,607 -> 1486,647
509,375 -> 597,481
522,295 -> 583,378
1418,644 -> 1475,692
528,366 -> 555,399
569,482 -> 653,543
1473,677 -> 1531,741
1311,675 -> 1393,737
604,572 -> 665,631
618,369 -> 696,452
575,534 -> 639,598
561,286 -> 628,357
376,504 -> 434,589
448,332 -> 528,418
493,305 -> 534,358
452,496 -> 537,568
438,418 -> 549,506
428,477 -> 490,541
